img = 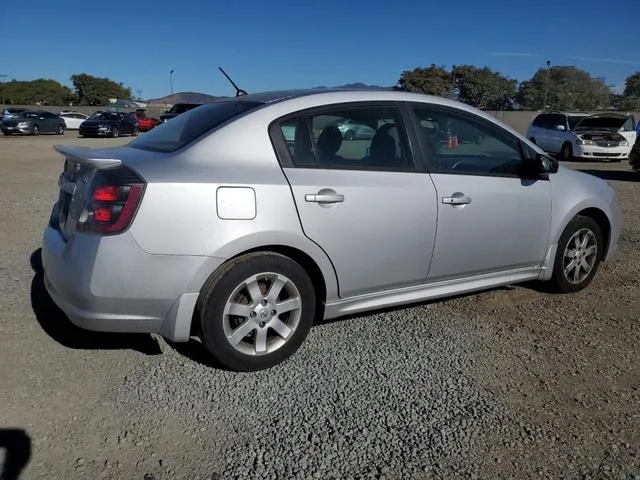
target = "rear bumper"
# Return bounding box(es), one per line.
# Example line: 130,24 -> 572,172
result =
41,203 -> 225,340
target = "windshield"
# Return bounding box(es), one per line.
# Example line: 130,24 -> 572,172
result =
16,111 -> 39,118
90,112 -> 121,121
567,115 -> 587,130
128,100 -> 263,153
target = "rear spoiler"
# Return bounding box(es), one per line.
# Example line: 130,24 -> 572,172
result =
53,145 -> 122,169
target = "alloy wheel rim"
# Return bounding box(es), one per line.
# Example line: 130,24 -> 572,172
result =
223,272 -> 302,356
562,228 -> 598,284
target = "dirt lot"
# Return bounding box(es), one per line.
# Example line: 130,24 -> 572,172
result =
0,132 -> 639,480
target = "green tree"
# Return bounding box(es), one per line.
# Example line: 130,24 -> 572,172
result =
0,79 -> 76,105
620,71 -> 640,110
71,73 -> 133,106
396,64 -> 454,98
452,65 -> 518,110
517,66 -> 613,111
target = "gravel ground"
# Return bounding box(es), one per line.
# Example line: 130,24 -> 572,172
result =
0,132 -> 638,479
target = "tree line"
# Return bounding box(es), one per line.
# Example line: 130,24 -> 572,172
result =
397,64 -> 640,111
0,74 -> 134,106
2,66 -> 640,111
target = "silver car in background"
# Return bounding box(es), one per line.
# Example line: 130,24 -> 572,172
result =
41,89 -> 621,371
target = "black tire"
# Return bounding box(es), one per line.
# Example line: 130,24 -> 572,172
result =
549,215 -> 603,293
560,142 -> 573,161
345,130 -> 355,141
132,126 -> 139,136
111,126 -> 119,138
32,125 -> 39,136
56,124 -> 64,135
198,252 -> 317,371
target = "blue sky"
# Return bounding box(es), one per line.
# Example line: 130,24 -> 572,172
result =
3,0 -> 639,99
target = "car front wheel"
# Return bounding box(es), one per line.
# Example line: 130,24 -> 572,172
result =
550,215 -> 603,293
198,252 -> 316,371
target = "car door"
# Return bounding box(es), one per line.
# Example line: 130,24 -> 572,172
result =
408,103 -> 552,282
548,114 -> 570,153
42,112 -> 57,132
270,102 -> 438,299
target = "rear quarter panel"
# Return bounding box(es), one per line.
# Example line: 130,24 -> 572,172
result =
127,109 -> 341,299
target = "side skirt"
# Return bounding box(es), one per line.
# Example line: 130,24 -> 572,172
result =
323,267 -> 542,320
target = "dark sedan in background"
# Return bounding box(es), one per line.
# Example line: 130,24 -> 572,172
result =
1,110 -> 65,135
160,102 -> 202,122
78,111 -> 139,137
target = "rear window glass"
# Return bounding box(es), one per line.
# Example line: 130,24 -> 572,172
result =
127,100 -> 263,153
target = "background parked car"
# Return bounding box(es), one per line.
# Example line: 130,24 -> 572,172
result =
160,103 -> 202,122
58,111 -> 90,130
79,111 -> 139,137
1,109 -> 65,135
133,110 -> 161,131
1,107 -> 26,121
526,112 -> 636,162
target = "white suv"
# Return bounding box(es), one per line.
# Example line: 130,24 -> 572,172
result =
526,112 -> 636,162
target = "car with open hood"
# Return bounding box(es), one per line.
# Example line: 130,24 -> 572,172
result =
526,111 -> 636,162
78,111 -> 139,138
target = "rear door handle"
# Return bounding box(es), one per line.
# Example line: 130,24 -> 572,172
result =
305,193 -> 344,203
442,193 -> 471,205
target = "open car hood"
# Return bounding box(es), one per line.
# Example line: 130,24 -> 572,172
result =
573,113 -> 629,130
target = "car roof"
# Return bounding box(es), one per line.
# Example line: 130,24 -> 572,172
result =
222,87 -> 485,112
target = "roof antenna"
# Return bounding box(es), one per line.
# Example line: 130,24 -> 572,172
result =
218,67 -> 248,97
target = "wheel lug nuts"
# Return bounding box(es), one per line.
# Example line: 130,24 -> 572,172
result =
261,300 -> 267,306
259,321 -> 266,328
271,310 -> 277,316
250,312 -> 256,318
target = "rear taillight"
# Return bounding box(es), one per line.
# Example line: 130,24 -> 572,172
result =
82,166 -> 145,235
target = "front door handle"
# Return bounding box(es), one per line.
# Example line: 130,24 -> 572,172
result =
305,193 -> 344,203
442,192 -> 471,205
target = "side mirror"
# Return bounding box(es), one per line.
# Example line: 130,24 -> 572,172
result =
521,153 -> 558,178
538,153 -> 558,174
555,124 -> 565,131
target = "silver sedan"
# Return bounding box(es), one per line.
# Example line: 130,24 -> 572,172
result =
41,88 -> 621,371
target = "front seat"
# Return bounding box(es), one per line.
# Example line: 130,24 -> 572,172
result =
368,124 -> 399,168
316,126 -> 344,165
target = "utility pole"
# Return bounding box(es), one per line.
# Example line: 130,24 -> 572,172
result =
542,60 -> 551,111
0,74 -> 7,105
451,65 -> 457,100
169,69 -> 174,95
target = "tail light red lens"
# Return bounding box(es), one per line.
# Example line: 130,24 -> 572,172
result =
94,185 -> 119,201
82,166 -> 145,235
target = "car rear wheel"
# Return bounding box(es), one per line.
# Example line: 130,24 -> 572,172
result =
198,252 -> 316,371
57,124 -> 64,135
550,215 -> 603,293
111,127 -> 119,138
345,130 -> 355,140
560,142 -> 573,161
32,125 -> 39,136
132,126 -> 139,136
